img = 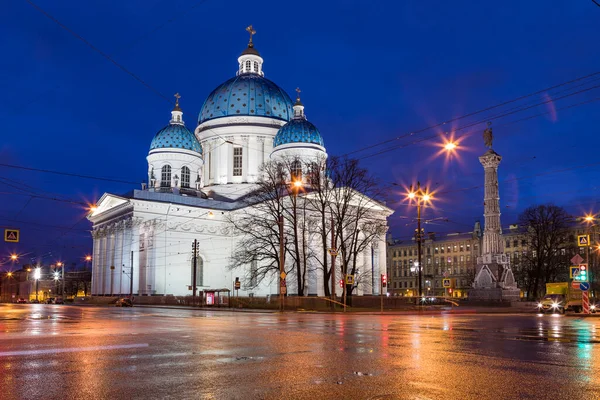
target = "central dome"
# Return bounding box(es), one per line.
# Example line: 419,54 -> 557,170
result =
198,74 -> 294,124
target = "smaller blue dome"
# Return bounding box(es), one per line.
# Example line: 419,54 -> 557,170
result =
150,123 -> 202,154
273,118 -> 324,148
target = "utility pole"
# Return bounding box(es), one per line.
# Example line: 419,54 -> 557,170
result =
279,215 -> 285,312
129,251 -> 134,300
192,239 -> 198,307
331,216 -> 336,305
417,201 -> 423,299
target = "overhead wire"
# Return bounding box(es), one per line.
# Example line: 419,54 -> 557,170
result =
24,0 -> 171,103
343,70 -> 600,158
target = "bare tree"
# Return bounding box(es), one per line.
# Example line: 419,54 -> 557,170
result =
226,161 -> 290,290
514,204 -> 572,300
328,157 -> 388,299
304,154 -> 334,296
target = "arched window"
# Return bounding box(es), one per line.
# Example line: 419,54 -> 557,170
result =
181,166 -> 190,188
253,61 -> 259,72
191,256 -> 203,287
245,60 -> 251,72
160,165 -> 171,187
291,160 -> 302,181
308,162 -> 319,184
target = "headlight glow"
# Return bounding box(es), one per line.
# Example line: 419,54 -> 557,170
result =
537,303 -> 543,308
551,302 -> 559,308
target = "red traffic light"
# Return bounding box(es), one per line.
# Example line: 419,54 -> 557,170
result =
381,274 -> 387,287
339,280 -> 344,288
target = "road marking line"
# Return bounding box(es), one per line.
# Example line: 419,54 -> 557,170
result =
0,343 -> 149,357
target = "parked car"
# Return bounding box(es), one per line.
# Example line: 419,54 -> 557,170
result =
116,298 -> 133,307
45,298 -> 55,304
16,298 -> 27,304
54,297 -> 64,305
30,299 -> 40,304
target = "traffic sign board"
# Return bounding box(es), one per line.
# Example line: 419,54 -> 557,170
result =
571,254 -> 584,265
345,274 -> 354,285
580,282 -> 590,291
4,229 -> 19,243
328,248 -> 338,256
280,272 -> 287,280
578,234 -> 590,247
442,278 -> 451,288
572,281 -> 580,289
570,266 -> 581,279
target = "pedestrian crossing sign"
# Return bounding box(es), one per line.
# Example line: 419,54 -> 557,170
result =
4,229 -> 19,243
443,278 -> 451,288
345,274 -> 354,285
578,234 -> 590,247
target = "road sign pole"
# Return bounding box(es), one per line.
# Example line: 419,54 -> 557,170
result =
583,290 -> 590,314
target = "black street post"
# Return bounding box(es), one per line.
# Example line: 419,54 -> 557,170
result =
408,182 -> 431,300
192,239 -> 198,307
129,251 -> 134,300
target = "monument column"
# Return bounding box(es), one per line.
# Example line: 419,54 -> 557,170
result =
470,123 -> 519,301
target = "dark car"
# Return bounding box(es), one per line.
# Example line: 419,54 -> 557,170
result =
45,298 -> 55,304
116,298 -> 133,307
54,298 -> 64,305
30,299 -> 40,304
16,298 -> 27,304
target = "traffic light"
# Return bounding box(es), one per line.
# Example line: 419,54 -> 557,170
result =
576,264 -> 588,282
381,274 -> 387,288
339,279 -> 344,288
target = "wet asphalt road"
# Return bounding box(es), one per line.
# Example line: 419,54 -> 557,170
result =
0,305 -> 599,400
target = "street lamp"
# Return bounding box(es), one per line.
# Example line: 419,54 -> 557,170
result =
10,254 -> 18,261
444,141 -> 457,151
407,181 -> 433,299
582,214 -> 597,297
33,267 -> 41,301
57,261 -> 65,298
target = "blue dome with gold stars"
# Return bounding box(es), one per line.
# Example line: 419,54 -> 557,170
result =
273,101 -> 325,147
273,116 -> 324,147
198,74 -> 294,124
150,124 -> 202,154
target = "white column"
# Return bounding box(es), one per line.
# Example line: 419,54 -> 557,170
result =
121,225 -> 132,295
91,234 -> 100,294
221,140 -> 230,184
241,136 -> 249,183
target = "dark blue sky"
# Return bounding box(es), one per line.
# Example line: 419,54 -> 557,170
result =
1,0 -> 599,265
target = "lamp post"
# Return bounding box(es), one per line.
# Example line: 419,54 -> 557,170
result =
33,267 -> 41,302
583,214 -> 597,298
57,262 -> 65,299
407,182 -> 432,299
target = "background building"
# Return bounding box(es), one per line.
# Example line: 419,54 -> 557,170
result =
387,222 -> 482,298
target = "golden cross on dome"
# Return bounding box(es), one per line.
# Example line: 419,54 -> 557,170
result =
246,25 -> 256,47
295,87 -> 301,102
174,93 -> 181,106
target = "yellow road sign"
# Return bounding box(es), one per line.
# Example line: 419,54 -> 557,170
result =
280,272 -> 287,280
4,229 -> 19,243
442,278 -> 452,288
345,274 -> 354,285
578,234 -> 590,247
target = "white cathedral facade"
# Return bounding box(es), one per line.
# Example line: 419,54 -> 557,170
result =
88,29 -> 391,298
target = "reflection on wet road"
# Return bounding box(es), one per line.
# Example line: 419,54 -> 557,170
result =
1,305 -> 599,399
